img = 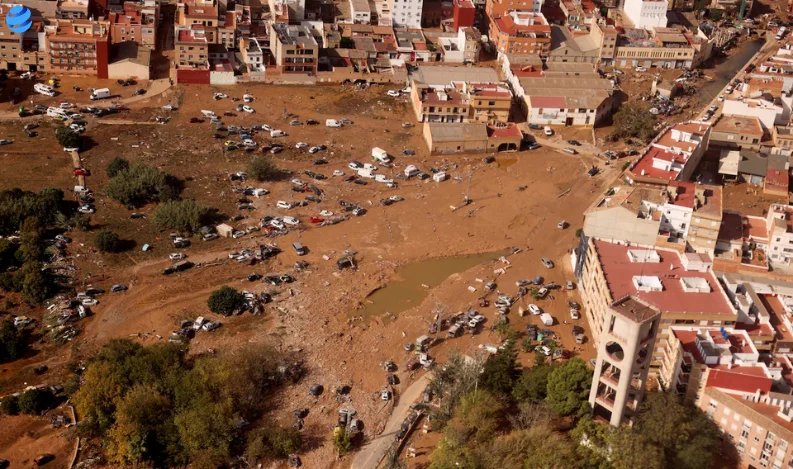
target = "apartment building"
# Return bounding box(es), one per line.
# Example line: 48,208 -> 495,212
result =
486,0 -> 543,19
269,23 -> 318,74
489,11 -> 551,58
589,296 -> 661,426
468,84 -> 511,122
574,238 -> 737,368
710,115 -> 765,151
411,82 -> 511,123
612,27 -> 710,70
768,204 -> 793,266
176,26 -> 208,69
391,0 -> 424,28
0,3 -> 48,72
624,0 -> 667,29
109,3 -> 158,49
583,182 -> 722,255
45,19 -> 111,78
514,72 -> 613,127
240,37 -> 266,74
625,121 -> 711,185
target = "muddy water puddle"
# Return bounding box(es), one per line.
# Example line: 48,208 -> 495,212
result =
356,251 -> 505,320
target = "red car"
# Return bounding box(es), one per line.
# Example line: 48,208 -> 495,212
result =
190,117 -> 204,123
74,168 -> 89,176
309,216 -> 324,224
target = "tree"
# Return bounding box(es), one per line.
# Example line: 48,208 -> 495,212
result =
105,164 -> 181,206
107,157 -> 130,178
17,388 -> 55,415
95,230 -> 122,253
207,286 -> 245,316
247,156 -> 280,181
56,126 -> 81,149
153,200 -> 216,233
19,216 -> 44,263
608,101 -> 657,144
633,392 -> 721,469
21,262 -> 48,306
545,358 -> 592,417
0,188 -> 64,235
512,364 -> 553,403
608,426 -> 664,469
246,426 -> 302,460
0,394 -> 19,415
0,319 -> 26,362
333,428 -> 353,456
480,340 -> 520,396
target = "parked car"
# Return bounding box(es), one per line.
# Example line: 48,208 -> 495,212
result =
277,201 -> 292,209
111,284 -> 128,292
541,257 -> 554,268
544,126 -> 553,136
635,66 -> 647,72
529,304 -> 541,315
563,148 -> 577,155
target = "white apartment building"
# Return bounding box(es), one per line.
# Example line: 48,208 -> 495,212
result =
768,204 -> 793,265
624,0 -> 668,29
391,0 -> 423,28
349,0 -> 372,24
722,98 -> 787,131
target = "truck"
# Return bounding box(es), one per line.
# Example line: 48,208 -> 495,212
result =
540,313 -> 554,326
372,147 -> 391,164
90,88 -> 111,100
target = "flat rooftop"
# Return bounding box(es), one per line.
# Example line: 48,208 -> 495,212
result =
593,240 -> 734,316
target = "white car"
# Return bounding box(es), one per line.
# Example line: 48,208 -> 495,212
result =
320,210 -> 333,217
333,170 -> 344,177
13,316 -> 33,327
64,146 -> 80,152
78,204 -> 95,214
308,146 -> 321,154
214,93 -> 228,99
60,102 -> 75,109
169,253 -> 186,261
82,298 -> 98,306
472,314 -> 486,323
232,230 -> 246,239
649,108 -> 659,115
296,142 -> 309,149
261,124 -> 272,131
402,87 -> 411,94
387,90 -> 401,97
540,346 -> 551,356
269,219 -> 285,229
70,124 -> 85,132
718,95 -> 724,102
276,201 -> 292,209
348,162 -> 363,170
242,139 -> 256,147
243,94 -> 253,103
282,216 -> 300,225
635,66 -> 647,72
291,178 -> 303,185
529,304 -> 541,315
543,126 -> 553,136
242,105 -> 255,113
375,174 -> 393,184
570,309 -> 580,320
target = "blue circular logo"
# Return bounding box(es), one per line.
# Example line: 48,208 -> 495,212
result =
7,6 -> 32,34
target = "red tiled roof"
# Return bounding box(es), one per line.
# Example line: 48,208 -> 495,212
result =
530,96 -> 565,108
668,181 -> 696,208
766,168 -> 789,188
743,216 -> 769,241
707,369 -> 773,394
735,321 -> 775,336
487,124 -> 522,138
719,212 -> 743,243
593,240 -> 734,316
629,146 -> 683,181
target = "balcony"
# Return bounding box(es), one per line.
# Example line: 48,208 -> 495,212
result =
595,393 -> 616,409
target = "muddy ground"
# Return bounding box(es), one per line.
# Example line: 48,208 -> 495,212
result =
0,81 -> 617,468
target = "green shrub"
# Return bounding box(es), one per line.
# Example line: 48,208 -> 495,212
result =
0,319 -> 26,362
0,395 -> 19,415
56,126 -> 81,149
153,200 -> 215,234
107,157 -> 130,178
247,156 -> 280,182
18,388 -> 55,415
207,286 -> 245,316
95,230 -> 122,253
106,164 -> 180,207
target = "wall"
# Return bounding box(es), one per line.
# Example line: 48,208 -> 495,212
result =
210,70 -> 236,84
176,68 -> 210,84
108,60 -> 150,79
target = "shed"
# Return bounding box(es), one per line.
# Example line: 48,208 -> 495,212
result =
216,223 -> 234,238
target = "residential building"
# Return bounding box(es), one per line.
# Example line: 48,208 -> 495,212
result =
774,126 -> 793,152
240,37 -> 266,78
176,26 -> 208,69
422,27 -> 482,63
489,11 -> 551,58
573,238 -> 737,368
109,3 -> 158,49
612,27 -> 711,70
591,22 -> 617,63
709,115 -> 765,151
624,0 -> 667,30
718,151 -> 789,197
723,98 -> 787,131
513,72 -> 613,127
391,0 -> 424,28
486,0 -> 542,19
546,25 -> 601,65
0,3 -> 49,72
58,0 -> 89,19
625,121 -> 711,185
349,0 -> 372,24
768,204 -> 793,265
269,23 -> 319,74
423,122 -> 522,153
45,19 -> 111,78
452,0 -> 475,31
588,296 -> 661,426
410,82 -> 511,123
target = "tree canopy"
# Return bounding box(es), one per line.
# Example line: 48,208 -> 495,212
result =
608,101 -> 658,144
153,200 -> 216,234
480,339 -> 521,397
95,230 -> 122,253
247,156 -> 281,181
545,358 -> 592,417
56,126 -> 81,149
105,164 -> 181,207
107,157 -> 130,178
207,286 -> 245,316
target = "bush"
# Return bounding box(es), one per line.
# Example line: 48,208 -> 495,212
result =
0,188 -> 65,236
106,164 -> 180,207
247,156 -> 280,181
21,263 -> 49,306
0,395 -> 19,415
608,101 -> 657,144
107,157 -> 130,178
575,228 -> 583,238
246,426 -> 302,460
18,388 -> 55,415
0,319 -> 26,363
207,286 -> 245,316
95,230 -> 122,253
56,126 -> 81,149
153,200 -> 216,234
333,429 -> 352,456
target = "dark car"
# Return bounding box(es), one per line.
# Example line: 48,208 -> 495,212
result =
354,179 -> 367,185
567,140 -> 582,146
528,123 -> 542,130
248,273 -> 262,281
306,195 -> 321,203
34,454 -> 55,466
190,117 -> 204,123
313,159 -> 328,165
213,133 -> 224,139
306,119 -> 319,125
402,149 -> 415,156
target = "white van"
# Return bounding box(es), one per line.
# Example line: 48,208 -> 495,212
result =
270,130 -> 286,137
544,126 -> 553,136
326,119 -> 342,128
200,110 -> 216,118
34,83 -> 55,96
47,107 -> 68,118
404,165 -> 419,177
372,147 -> 391,164
90,88 -> 111,100
540,313 -> 554,326
357,168 -> 374,178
